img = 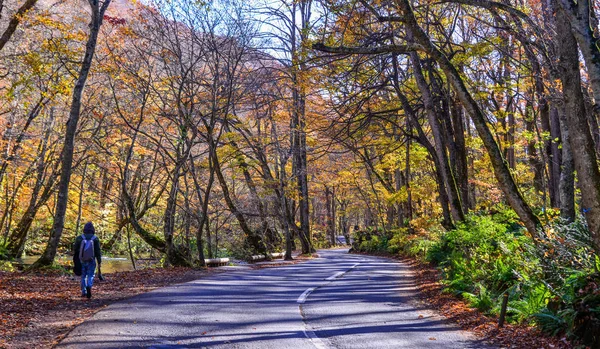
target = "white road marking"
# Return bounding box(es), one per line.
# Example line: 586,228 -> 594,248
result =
298,261 -> 361,349
303,325 -> 328,349
297,288 -> 315,304
326,271 -> 345,281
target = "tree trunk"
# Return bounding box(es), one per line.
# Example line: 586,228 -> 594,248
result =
163,163 -> 183,266
332,186 -> 337,241
558,107 -> 575,222
227,126 -> 273,252
522,0 -> 559,202
397,92 -> 453,229
507,106 -> 516,170
555,5 -> 600,251
189,155 -> 214,267
409,51 -> 465,224
292,96 -> 313,253
33,0 -> 111,268
211,142 -> 267,255
289,1 -> 314,254
450,97 -> 471,213
558,0 -> 600,114
75,161 -> 88,235
550,107 -> 563,208
325,185 -> 335,246
99,168 -> 111,209
524,98 -> 545,194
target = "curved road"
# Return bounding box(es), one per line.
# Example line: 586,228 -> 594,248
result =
58,249 -> 488,348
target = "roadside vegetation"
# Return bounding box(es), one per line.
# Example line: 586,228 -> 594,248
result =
352,208 -> 600,347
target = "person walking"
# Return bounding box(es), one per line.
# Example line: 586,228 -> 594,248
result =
73,222 -> 101,299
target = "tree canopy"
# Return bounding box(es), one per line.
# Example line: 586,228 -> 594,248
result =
0,0 -> 598,267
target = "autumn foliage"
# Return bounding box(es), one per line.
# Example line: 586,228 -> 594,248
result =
1,0 -> 600,346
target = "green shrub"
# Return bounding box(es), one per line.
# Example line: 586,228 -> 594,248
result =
462,283 -> 494,312
0,260 -> 15,272
533,308 -> 573,337
427,215 -> 537,301
0,244 -> 10,260
359,236 -> 388,253
351,211 -> 600,346
386,228 -> 439,260
506,282 -> 550,323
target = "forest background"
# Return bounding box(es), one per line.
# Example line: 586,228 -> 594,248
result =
0,0 -> 599,345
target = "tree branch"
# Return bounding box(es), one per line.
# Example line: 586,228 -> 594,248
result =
312,42 -> 421,55
358,0 -> 405,22
0,0 -> 38,52
436,0 -> 540,32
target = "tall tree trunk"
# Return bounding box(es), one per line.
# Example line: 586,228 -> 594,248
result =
99,168 -> 111,209
394,167 -> 405,227
75,161 -> 88,236
524,97 -> 545,194
33,0 -> 111,268
409,52 -> 465,224
558,107 -> 575,222
268,111 -> 294,260
550,107 -> 563,208
289,1 -> 314,255
279,161 -> 294,260
211,142 -> 267,255
525,39 -> 557,204
292,93 -> 313,253
189,155 -> 215,267
405,116 -> 413,222
163,162 -> 184,266
227,127 -> 273,252
507,106 -> 516,169
325,185 -> 335,246
555,5 -> 600,250
557,0 -> 600,114
450,97 -> 471,213
397,93 -> 453,229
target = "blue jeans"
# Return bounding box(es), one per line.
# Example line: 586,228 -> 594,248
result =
81,260 -> 96,293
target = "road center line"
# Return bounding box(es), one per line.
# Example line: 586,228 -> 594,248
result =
326,271 -> 345,281
302,326 -> 328,349
297,287 -> 315,304
297,262 -> 361,348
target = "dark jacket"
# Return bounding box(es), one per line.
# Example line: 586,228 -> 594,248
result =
73,223 -> 102,264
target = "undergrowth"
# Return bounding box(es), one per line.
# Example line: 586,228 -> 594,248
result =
352,210 -> 600,347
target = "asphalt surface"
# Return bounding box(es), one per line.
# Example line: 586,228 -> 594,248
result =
58,249 -> 489,348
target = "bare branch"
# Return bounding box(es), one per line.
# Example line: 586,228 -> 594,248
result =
0,0 -> 38,52
312,42 -> 422,55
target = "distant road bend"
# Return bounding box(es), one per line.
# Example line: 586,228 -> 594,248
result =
58,249 -> 488,348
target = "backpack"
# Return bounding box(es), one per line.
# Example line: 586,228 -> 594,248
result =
79,235 -> 96,262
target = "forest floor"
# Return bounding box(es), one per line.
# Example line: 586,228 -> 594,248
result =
352,251 -> 574,349
0,256 -> 312,349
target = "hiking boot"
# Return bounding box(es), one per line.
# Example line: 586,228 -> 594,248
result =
81,292 -> 87,297
86,286 -> 92,299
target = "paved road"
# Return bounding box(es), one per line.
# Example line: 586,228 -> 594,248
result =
58,249 -> 488,348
